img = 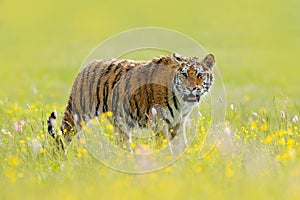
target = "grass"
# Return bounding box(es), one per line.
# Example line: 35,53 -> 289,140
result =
0,0 -> 300,199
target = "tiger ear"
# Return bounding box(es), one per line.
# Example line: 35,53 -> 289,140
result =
172,53 -> 182,62
203,54 -> 215,69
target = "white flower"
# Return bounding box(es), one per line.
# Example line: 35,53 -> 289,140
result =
198,111 -> 202,118
230,104 -> 234,110
280,111 -> 285,119
224,126 -> 232,136
31,139 -> 42,154
292,116 -> 298,124
219,97 -> 224,103
26,104 -> 31,110
73,114 -> 79,123
151,107 -> 157,116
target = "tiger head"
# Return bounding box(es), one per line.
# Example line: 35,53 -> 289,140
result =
172,53 -> 215,103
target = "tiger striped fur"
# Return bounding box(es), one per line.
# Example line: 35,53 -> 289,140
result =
47,53 -> 215,150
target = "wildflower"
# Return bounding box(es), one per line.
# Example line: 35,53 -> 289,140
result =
250,121 -> 258,130
195,165 -> 202,173
292,116 -> 298,124
151,107 -> 157,116
230,104 -> 234,111
225,161 -> 234,178
40,147 -> 46,154
32,85 -> 38,95
14,120 -> 25,132
248,117 -> 253,123
130,143 -> 136,149
20,120 -> 25,126
278,138 -> 285,145
77,148 -> 87,158
280,111 -> 285,119
106,124 -> 114,131
73,114 -> 79,123
106,111 -> 113,117
224,126 -> 232,136
8,156 -> 20,167
219,96 -> 224,103
264,135 -> 272,144
198,111 -> 202,118
252,112 -> 259,117
164,166 -> 172,172
261,124 -> 268,131
243,94 -> 250,101
31,139 -> 42,154
101,112 -> 107,117
287,138 -> 294,146
26,104 -> 31,110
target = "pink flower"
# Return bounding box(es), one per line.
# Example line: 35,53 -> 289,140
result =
248,117 -> 253,123
14,120 -> 25,132
20,120 -> 25,126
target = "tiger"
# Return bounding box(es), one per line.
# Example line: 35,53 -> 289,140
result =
47,53 -> 215,151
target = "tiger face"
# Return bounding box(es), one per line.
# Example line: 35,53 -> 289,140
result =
172,53 -> 215,103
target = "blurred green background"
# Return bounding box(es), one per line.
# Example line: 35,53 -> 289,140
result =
0,0 -> 299,104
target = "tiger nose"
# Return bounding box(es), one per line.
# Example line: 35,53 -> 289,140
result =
187,86 -> 196,92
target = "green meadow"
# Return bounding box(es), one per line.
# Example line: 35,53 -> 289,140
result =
0,0 -> 299,199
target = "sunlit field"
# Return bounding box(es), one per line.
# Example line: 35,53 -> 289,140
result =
0,0 -> 299,199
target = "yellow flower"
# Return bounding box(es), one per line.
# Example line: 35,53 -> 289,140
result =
40,147 -> 46,154
261,124 -> 268,131
195,165 -> 202,173
5,168 -> 17,183
264,136 -> 272,144
106,124 -> 114,131
130,143 -> 136,149
106,111 -> 113,117
225,161 -> 234,178
77,153 -> 82,158
287,138 -> 294,146
164,166 -> 172,172
77,148 -> 87,158
8,156 -> 20,167
243,94 -> 250,101
278,138 -> 285,145
250,121 -> 258,130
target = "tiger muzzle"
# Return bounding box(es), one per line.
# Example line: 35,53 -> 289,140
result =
184,87 -> 200,102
